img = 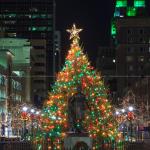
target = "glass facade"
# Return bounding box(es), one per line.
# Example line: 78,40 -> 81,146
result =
12,79 -> 22,91
0,74 -> 6,102
15,95 -> 21,101
0,74 -> 6,86
0,89 -> 6,100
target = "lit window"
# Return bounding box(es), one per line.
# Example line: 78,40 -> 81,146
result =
128,65 -> 133,71
32,14 -> 48,19
29,27 -> 51,31
32,14 -> 40,19
138,56 -> 144,62
3,13 -> 16,18
0,89 -> 6,99
113,59 -> 116,63
126,7 -> 137,17
0,74 -> 5,85
111,21 -> 117,36
114,9 -> 120,17
126,56 -> 134,62
116,0 -> 127,8
134,0 -> 145,8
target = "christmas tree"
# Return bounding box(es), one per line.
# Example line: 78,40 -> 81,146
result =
36,24 -> 119,149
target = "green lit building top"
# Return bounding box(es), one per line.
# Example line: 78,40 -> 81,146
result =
112,0 -> 146,37
114,0 -> 146,18
110,0 -> 150,99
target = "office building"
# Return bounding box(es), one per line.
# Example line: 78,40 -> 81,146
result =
111,0 -> 150,97
96,47 -> 117,103
54,31 -> 61,73
0,0 -> 55,106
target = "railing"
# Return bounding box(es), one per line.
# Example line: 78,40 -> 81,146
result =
0,141 -> 33,150
0,139 -> 146,150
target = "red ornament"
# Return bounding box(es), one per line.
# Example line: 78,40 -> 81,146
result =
21,112 -> 28,120
127,112 -> 134,120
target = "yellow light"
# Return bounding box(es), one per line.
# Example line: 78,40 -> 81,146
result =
57,145 -> 60,149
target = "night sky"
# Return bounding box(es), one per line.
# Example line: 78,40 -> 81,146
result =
56,0 -> 115,66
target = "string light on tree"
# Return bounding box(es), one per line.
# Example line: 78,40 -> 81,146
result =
34,24 -> 119,149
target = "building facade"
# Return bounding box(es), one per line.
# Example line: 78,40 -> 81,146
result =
54,31 -> 61,73
96,0 -> 150,105
0,38 -> 31,105
0,0 -> 55,106
96,47 -> 117,103
111,0 -> 150,98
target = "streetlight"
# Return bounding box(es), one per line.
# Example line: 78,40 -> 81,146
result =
30,108 -> 36,137
30,108 -> 35,113
36,111 -> 40,115
121,109 -> 125,113
22,106 -> 28,112
35,111 -> 41,131
116,111 -> 120,115
128,106 -> 134,112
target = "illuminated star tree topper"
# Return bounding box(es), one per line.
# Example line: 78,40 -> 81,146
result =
66,24 -> 83,44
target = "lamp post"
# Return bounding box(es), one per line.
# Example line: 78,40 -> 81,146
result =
115,106 -> 135,142
21,106 -> 28,139
127,106 -> 134,142
35,111 -> 40,131
30,108 -> 35,137
121,109 -> 125,138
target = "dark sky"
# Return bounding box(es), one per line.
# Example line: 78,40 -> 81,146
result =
56,0 -> 115,66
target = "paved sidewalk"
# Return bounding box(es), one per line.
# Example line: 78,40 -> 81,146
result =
143,139 -> 150,150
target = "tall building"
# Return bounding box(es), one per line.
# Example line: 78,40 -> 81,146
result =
0,0 -> 55,106
111,0 -> 150,98
54,31 -> 61,73
96,47 -> 117,103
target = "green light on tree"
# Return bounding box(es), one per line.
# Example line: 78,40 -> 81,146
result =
116,0 -> 127,8
126,7 -> 137,16
134,0 -> 145,7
